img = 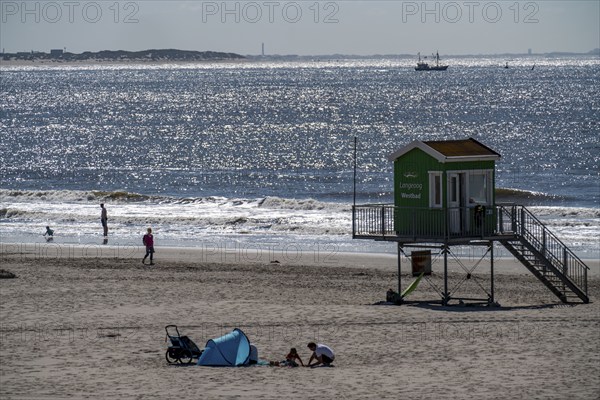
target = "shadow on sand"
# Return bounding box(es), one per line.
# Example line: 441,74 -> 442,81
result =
372,300 -> 584,312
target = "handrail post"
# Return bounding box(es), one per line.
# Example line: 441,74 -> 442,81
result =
520,207 -> 526,237
381,206 -> 385,236
542,229 -> 547,258
352,206 -> 356,237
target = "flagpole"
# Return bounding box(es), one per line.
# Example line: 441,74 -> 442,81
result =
353,136 -> 357,208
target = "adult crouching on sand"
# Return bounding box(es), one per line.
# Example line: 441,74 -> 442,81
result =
306,342 -> 335,367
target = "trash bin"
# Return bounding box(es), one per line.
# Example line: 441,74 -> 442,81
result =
411,250 -> 432,276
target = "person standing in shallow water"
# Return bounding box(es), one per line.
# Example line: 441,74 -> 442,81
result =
100,204 -> 108,237
142,228 -> 155,265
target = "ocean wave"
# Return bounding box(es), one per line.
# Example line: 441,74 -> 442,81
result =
0,189 -> 157,203
495,188 -> 564,202
0,208 -> 350,237
0,190 -> 351,236
90,190 -> 154,202
0,189 -> 350,211
1,189 -> 595,240
527,206 -> 600,219
258,196 -> 349,212
0,189 -> 240,206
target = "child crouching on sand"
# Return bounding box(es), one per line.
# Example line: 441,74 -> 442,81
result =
142,228 -> 154,265
283,348 -> 304,367
270,348 -> 304,367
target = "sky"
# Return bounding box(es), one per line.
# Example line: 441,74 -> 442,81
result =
1,0 -> 599,55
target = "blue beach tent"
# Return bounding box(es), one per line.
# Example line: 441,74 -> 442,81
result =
197,328 -> 251,366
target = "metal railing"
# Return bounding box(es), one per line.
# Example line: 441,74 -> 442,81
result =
352,204 -> 498,240
352,204 -> 397,237
352,203 -> 589,300
497,204 -> 589,295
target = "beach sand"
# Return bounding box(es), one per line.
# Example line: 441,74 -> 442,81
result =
1,243 -> 598,399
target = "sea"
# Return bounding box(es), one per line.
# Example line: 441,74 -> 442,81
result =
1,56 -> 599,260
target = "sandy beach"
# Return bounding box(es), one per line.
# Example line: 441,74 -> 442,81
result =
1,243 -> 598,399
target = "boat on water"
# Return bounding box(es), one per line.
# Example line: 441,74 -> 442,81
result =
415,52 -> 448,71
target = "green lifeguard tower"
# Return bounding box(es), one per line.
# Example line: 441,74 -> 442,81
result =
352,138 -> 589,305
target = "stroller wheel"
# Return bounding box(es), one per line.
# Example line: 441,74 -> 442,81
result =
178,349 -> 194,365
165,349 -> 179,364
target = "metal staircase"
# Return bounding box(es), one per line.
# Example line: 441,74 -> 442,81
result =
498,205 -> 589,303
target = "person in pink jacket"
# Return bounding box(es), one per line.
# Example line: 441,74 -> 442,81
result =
142,227 -> 155,265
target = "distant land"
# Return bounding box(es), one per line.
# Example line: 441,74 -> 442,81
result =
247,48 -> 600,61
1,48 -> 597,64
1,49 -> 245,63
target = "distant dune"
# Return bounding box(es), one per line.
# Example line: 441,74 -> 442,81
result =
2,49 -> 245,63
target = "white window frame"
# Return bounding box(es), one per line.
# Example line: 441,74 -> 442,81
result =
467,169 -> 493,206
428,171 -> 443,208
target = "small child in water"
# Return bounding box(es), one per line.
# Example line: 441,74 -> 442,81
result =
142,228 -> 154,265
44,226 -> 54,241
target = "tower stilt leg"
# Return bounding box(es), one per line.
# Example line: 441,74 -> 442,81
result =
397,243 -> 402,296
443,245 -> 449,305
490,242 -> 495,304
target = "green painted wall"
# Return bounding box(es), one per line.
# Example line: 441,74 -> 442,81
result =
393,148 -> 437,209
392,148 -> 497,236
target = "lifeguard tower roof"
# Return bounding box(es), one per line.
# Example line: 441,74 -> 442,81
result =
388,138 -> 501,162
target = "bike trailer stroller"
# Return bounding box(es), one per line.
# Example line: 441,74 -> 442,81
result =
165,325 -> 203,364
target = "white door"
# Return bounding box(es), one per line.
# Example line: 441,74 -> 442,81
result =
448,173 -> 461,234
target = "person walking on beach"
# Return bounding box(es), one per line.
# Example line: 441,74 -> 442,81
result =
306,342 -> 335,367
142,228 -> 155,265
100,204 -> 108,237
